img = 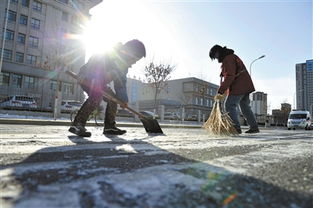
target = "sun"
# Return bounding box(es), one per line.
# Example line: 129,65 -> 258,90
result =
80,0 -> 148,59
78,0 -> 181,81
80,21 -> 116,57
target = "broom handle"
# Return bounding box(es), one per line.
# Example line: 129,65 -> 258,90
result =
66,70 -> 146,119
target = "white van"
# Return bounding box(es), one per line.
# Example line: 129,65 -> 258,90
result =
287,110 -> 311,130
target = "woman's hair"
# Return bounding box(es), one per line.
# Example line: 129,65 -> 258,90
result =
209,44 -> 234,62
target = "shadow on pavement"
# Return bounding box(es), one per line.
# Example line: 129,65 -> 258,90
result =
0,131 -> 312,208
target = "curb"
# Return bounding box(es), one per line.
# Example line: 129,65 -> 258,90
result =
0,118 -> 202,129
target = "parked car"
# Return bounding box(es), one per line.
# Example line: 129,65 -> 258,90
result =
0,95 -> 38,109
61,100 -> 82,112
164,112 -> 180,120
287,110 -> 311,130
139,111 -> 160,119
186,114 -> 198,121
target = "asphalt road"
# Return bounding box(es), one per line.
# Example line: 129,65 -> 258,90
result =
0,124 -> 312,208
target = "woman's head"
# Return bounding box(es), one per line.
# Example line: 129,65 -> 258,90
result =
209,45 -> 234,63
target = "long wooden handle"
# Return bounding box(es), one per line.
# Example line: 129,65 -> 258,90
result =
66,71 -> 146,119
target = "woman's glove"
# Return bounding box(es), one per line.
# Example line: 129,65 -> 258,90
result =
214,93 -> 226,101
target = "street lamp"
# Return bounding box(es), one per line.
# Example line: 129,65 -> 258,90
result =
249,55 -> 266,76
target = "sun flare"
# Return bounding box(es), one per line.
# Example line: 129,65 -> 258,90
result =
79,0 -> 178,62
80,0 -> 149,59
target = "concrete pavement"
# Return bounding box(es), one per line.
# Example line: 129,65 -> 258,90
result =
0,124 -> 312,207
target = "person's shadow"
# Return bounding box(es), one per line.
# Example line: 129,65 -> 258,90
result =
1,130 -> 312,208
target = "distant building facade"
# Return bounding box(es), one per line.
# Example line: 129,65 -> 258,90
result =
251,91 -> 267,115
296,59 -> 313,115
131,77 -> 219,121
272,103 -> 291,126
0,0 -> 102,109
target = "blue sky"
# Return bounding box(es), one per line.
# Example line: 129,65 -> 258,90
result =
87,0 -> 312,111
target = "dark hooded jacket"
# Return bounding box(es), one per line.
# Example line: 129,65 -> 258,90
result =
218,49 -> 255,95
78,52 -> 128,102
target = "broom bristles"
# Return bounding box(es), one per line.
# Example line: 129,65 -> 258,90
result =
203,100 -> 238,136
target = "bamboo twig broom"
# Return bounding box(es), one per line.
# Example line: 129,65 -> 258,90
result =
203,100 -> 239,136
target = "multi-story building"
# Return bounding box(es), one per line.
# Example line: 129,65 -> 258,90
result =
250,91 -> 268,125
0,0 -> 102,110
251,91 -> 267,115
272,103 -> 291,126
133,77 -> 219,121
296,59 -> 313,115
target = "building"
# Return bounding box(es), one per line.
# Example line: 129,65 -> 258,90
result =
0,0 -> 102,110
296,59 -> 313,115
133,77 -> 219,121
250,91 -> 268,125
272,103 -> 291,126
251,91 -> 267,115
281,103 -> 292,113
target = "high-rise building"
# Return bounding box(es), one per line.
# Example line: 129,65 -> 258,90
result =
251,91 -> 267,115
296,59 -> 313,115
0,0 -> 102,110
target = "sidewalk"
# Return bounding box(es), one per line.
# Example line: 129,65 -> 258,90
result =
0,117 -> 203,129
0,117 -> 276,131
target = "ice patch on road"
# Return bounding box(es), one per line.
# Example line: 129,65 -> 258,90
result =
115,144 -> 138,153
8,162 -> 231,208
207,141 -> 313,175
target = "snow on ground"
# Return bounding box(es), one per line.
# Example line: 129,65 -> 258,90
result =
1,125 -> 312,207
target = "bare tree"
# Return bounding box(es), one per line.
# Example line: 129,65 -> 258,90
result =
144,62 -> 175,111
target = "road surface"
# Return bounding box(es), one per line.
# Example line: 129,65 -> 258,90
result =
0,124 -> 312,208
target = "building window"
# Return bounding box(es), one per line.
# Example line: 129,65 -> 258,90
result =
12,74 -> 22,88
21,0 -> 30,7
19,14 -> 28,25
194,84 -> 199,92
26,54 -> 37,65
1,49 -> 13,61
24,76 -> 37,89
5,10 -> 17,22
31,18 -> 40,30
10,0 -> 18,4
17,33 -> 26,44
32,1 -> 42,12
29,36 -> 39,48
15,52 -> 24,63
209,88 -> 216,96
62,12 -> 69,22
4,29 -> 14,41
63,83 -> 74,94
195,97 -> 199,105
0,72 -> 10,86
50,80 -> 57,91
